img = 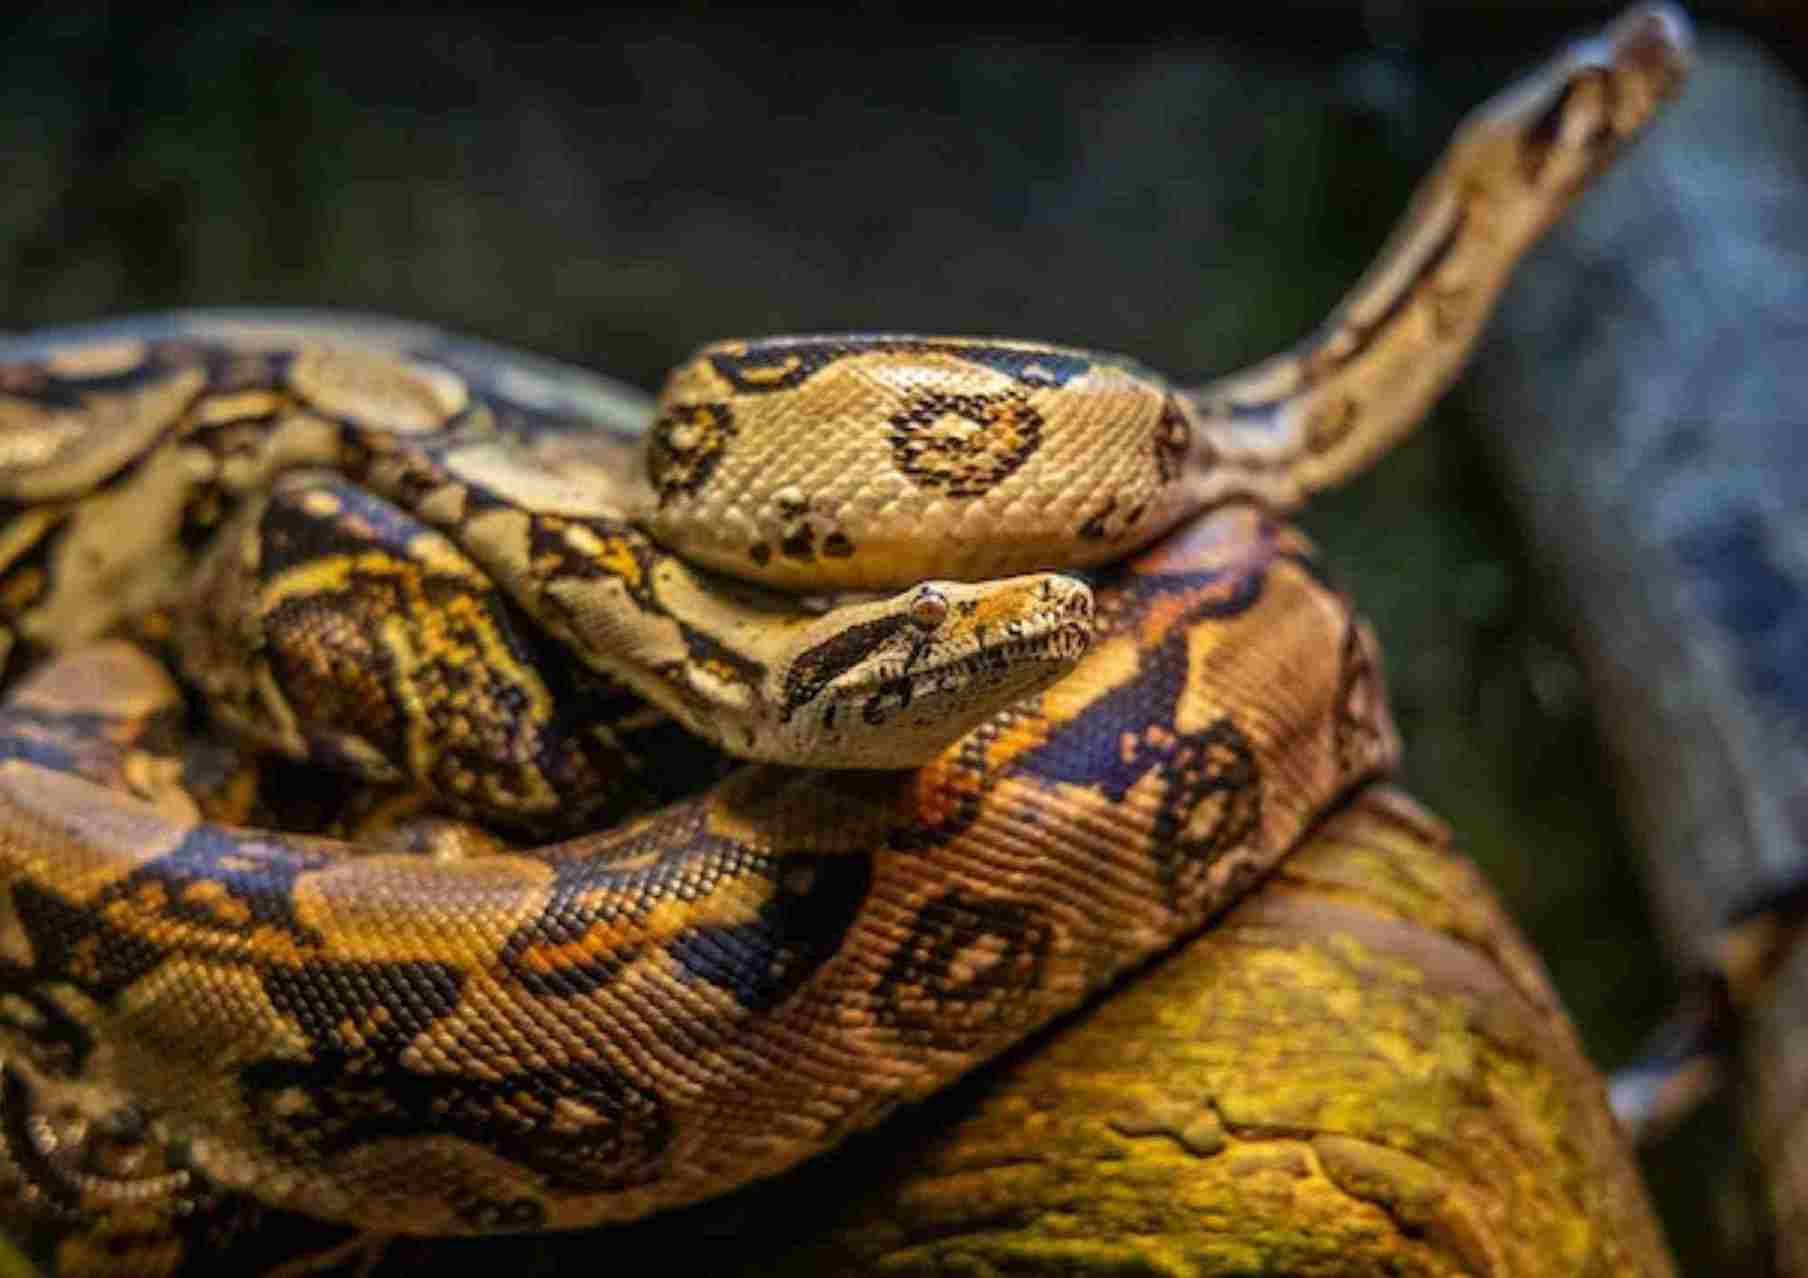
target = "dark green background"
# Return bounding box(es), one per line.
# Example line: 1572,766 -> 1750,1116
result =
4,3 -> 1792,1271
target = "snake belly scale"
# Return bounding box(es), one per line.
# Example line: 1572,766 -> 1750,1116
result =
0,3 -> 1685,1257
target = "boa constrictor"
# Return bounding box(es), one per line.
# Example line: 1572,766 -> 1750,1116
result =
0,4 -> 1686,1265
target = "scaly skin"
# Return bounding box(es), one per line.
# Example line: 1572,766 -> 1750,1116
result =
0,507 -> 1392,1236
0,318 -> 1089,800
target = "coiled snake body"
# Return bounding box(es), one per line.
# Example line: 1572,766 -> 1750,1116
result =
0,6 -> 1686,1263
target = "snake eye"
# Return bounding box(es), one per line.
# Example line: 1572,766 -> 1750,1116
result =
907,586 -> 948,632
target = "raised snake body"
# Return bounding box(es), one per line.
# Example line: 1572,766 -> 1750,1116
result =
0,5 -> 1686,1257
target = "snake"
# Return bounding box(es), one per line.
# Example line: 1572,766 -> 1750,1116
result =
0,5 -> 1686,1269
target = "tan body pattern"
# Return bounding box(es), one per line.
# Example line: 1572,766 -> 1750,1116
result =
0,6 -> 1685,1271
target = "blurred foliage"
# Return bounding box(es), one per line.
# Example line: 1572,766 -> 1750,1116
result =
0,3 -> 1784,1271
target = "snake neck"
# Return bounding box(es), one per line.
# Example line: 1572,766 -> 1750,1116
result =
1176,2 -> 1688,511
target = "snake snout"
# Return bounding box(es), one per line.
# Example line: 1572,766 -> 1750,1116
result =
770,571 -> 1092,770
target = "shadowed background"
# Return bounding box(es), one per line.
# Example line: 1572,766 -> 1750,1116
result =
4,2 -> 1802,1271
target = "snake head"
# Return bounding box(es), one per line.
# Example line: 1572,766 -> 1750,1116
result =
765,572 -> 1093,769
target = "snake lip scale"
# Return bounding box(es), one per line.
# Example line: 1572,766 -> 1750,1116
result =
0,3 -> 1688,1262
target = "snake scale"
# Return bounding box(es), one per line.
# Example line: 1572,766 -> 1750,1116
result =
0,6 -> 1687,1267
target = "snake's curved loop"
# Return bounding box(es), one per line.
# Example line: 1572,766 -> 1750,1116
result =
0,507 -> 1393,1232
